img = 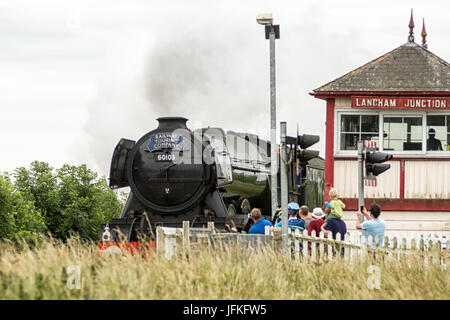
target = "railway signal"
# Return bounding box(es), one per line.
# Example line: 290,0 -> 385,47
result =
358,141 -> 393,223
285,134 -> 320,166
286,134 -> 320,162
365,148 -> 393,177
297,134 -> 320,165
286,133 -> 320,205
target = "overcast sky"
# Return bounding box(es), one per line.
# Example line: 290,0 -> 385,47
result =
1,0 -> 449,177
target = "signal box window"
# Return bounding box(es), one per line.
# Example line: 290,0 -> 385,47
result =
340,115 -> 379,150
383,116 -> 423,151
427,115 -> 450,151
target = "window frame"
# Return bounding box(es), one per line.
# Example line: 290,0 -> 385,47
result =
335,110 -> 380,156
381,113 -> 426,155
335,109 -> 450,157
425,113 -> 450,154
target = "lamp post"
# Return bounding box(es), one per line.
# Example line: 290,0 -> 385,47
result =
256,13 -> 280,220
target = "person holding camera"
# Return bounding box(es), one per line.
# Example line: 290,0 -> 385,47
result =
356,204 -> 385,247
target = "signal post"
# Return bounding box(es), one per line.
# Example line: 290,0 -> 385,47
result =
358,140 -> 393,222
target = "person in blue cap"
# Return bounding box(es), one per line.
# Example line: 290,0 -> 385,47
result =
275,202 -> 304,232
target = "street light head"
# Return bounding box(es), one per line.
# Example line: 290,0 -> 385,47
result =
256,13 -> 273,25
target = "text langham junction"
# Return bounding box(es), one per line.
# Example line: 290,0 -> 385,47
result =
351,96 -> 449,109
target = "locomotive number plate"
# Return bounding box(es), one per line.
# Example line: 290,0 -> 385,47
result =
156,154 -> 176,162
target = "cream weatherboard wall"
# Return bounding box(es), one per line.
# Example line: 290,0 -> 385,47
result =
333,160 -> 400,199
405,161 -> 450,199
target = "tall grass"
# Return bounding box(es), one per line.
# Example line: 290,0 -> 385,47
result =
0,237 -> 448,299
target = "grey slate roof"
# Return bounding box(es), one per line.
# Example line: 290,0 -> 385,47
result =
313,42 -> 450,92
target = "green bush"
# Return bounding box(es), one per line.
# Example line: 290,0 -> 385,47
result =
2,161 -> 123,242
0,175 -> 47,243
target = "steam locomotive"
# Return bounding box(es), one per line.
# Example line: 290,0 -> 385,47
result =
99,116 -> 318,244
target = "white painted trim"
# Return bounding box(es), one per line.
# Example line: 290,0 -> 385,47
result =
334,107 -> 338,157
382,113 -> 426,155
334,109 -> 450,157
335,110 -> 380,156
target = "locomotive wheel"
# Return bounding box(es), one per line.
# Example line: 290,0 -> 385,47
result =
227,204 -> 237,216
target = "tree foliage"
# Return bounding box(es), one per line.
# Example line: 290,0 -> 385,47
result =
0,175 -> 47,243
1,161 -> 123,242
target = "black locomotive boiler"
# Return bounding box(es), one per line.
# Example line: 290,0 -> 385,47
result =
100,117 -> 273,242
99,116 -> 320,243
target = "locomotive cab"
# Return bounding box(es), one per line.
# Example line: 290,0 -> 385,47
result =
194,127 -> 233,188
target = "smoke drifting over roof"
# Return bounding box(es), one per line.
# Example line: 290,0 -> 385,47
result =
82,11 -> 272,175
76,1 -> 449,176
143,25 -> 267,127
80,5 -> 332,175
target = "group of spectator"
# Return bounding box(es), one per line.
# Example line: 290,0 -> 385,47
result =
247,187 -> 386,247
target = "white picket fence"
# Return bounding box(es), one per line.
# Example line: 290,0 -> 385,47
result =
156,221 -> 449,268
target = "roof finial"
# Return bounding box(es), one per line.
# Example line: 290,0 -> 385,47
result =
408,9 -> 415,42
421,18 -> 428,49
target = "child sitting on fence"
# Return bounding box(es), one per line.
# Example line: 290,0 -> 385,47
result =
321,188 -> 345,234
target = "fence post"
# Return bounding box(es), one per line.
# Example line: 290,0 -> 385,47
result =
302,229 -> 308,261
367,235 -> 373,259
384,235 -> 389,249
381,235 -> 390,260
384,235 -> 389,260
428,239 -> 436,265
433,240 -> 441,267
311,230 -> 317,262
294,229 -> 300,261
183,221 -> 190,254
443,240 -> 450,271
401,236 -> 407,250
392,236 -> 399,261
419,236 -> 428,267
400,235 -> 407,262
374,234 -> 380,248
208,221 -> 215,234
156,226 -> 164,255
176,228 -> 183,249
436,240 -> 444,271
419,235 -> 425,251
336,233 -> 342,259
344,233 -> 350,261
272,227 -> 282,251
349,232 -> 357,263
286,229 -> 292,259
319,231 -> 325,262
360,234 -> 367,262
327,232 -> 333,260
411,237 -> 417,250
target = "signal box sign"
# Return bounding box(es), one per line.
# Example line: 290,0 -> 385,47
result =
351,96 -> 450,110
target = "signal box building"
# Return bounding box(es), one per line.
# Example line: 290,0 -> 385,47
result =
311,16 -> 450,235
